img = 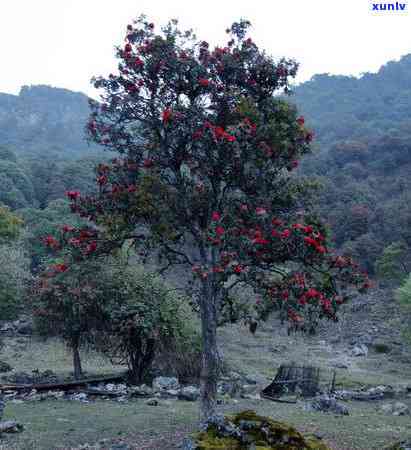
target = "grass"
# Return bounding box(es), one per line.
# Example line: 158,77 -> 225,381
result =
1,319 -> 411,449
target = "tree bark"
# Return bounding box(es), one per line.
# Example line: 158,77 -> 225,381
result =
199,277 -> 220,423
72,339 -> 83,380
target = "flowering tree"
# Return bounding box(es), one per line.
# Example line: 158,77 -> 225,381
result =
39,17 -> 370,420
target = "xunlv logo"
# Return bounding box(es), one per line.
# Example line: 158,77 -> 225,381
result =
372,2 -> 407,10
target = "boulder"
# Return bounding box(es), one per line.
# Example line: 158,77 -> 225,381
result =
381,402 -> 409,416
146,398 -> 159,406
152,376 -> 179,391
385,442 -> 411,450
0,420 -> 24,433
351,344 -> 368,357
179,386 -> 200,402
306,394 -> 349,415
217,381 -> 241,398
184,410 -> 330,449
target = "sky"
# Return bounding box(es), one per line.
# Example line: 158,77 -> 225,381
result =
1,0 -> 410,97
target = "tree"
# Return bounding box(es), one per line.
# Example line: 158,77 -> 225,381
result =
97,264 -> 200,384
0,205 -> 22,242
376,241 -> 410,285
40,17 -> 369,421
33,253 -> 107,379
0,205 -> 29,319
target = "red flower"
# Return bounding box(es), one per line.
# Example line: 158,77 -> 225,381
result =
291,160 -> 299,169
124,43 -> 132,53
198,78 -> 210,87
86,241 -> 97,254
306,288 -> 319,299
215,226 -> 225,236
143,158 -> 154,168
281,290 -> 289,300
53,263 -> 68,273
271,218 -> 283,227
292,223 -> 304,230
225,134 -> 236,142
212,266 -> 224,273
44,235 -> 58,248
97,175 -> 108,185
280,229 -> 291,239
62,225 -> 75,233
127,185 -> 137,193
66,191 -> 80,201
162,108 -> 172,124
316,245 -> 326,254
296,116 -> 305,126
302,225 -> 313,234
256,207 -> 267,216
211,211 -> 221,221
233,265 -> 243,274
134,57 -> 144,68
305,131 -> 314,142
240,204 -> 248,212
304,236 -> 317,246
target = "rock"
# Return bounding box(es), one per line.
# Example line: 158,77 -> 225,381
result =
217,381 -> 240,398
129,384 -> 153,397
146,398 -> 159,406
243,374 -> 259,385
351,344 -> 368,357
70,392 -> 88,402
188,410 -> 330,449
152,376 -> 179,391
381,402 -> 409,416
385,442 -> 411,450
240,384 -> 257,396
160,389 -> 179,398
110,444 -> 131,450
0,361 -> 12,373
178,386 -> 200,402
241,393 -> 262,401
15,320 -> 33,335
0,420 -> 24,433
306,394 -> 349,415
367,385 -> 395,399
334,390 -> 354,401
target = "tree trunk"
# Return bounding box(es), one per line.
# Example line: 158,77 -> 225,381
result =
72,340 -> 83,380
199,278 -> 220,423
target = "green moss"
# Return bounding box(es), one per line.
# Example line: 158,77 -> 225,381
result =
192,410 -> 331,450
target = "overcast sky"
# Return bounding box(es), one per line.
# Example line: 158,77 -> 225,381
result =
1,0 -> 410,97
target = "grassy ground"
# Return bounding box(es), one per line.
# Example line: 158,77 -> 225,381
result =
1,319 -> 411,450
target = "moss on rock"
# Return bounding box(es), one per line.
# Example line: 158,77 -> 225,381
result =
192,410 -> 330,450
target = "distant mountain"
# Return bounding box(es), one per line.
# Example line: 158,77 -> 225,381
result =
293,53 -> 411,146
0,85 -> 95,157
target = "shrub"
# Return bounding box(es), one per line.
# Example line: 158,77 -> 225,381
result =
98,264 -> 201,384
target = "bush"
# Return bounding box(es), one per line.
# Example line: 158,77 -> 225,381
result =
0,243 -> 30,320
395,273 -> 411,343
98,264 -> 201,384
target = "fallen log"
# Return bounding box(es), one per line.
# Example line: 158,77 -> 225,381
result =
0,372 -> 127,392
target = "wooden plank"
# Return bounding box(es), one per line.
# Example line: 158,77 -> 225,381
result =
0,372 -> 127,392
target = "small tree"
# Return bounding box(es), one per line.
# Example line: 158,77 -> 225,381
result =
33,231 -> 107,379
376,241 -> 410,285
42,17 -> 370,420
395,273 -> 411,341
98,265 -> 200,384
